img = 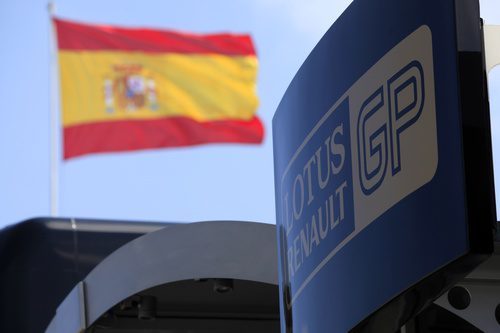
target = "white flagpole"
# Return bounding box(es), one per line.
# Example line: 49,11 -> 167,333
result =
48,2 -> 59,216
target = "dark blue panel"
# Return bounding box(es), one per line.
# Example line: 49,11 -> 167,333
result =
0,218 -> 167,333
272,0 -> 480,332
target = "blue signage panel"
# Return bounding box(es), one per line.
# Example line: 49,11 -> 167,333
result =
273,0 -> 493,332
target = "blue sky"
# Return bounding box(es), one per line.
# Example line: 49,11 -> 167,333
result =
0,0 -> 499,228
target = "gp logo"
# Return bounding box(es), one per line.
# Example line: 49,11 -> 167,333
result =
278,26 -> 438,299
357,61 -> 425,195
350,25 -> 438,230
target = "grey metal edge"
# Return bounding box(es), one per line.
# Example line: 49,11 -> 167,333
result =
46,221 -> 278,332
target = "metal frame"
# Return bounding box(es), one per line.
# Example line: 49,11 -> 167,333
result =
46,221 -> 278,333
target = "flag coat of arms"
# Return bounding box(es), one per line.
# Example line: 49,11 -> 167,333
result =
54,18 -> 263,159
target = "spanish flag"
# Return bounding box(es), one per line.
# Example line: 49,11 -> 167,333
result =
54,18 -> 263,159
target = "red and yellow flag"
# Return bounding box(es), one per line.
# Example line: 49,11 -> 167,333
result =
54,18 -> 263,159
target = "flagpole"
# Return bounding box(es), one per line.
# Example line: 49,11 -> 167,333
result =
48,2 -> 59,216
